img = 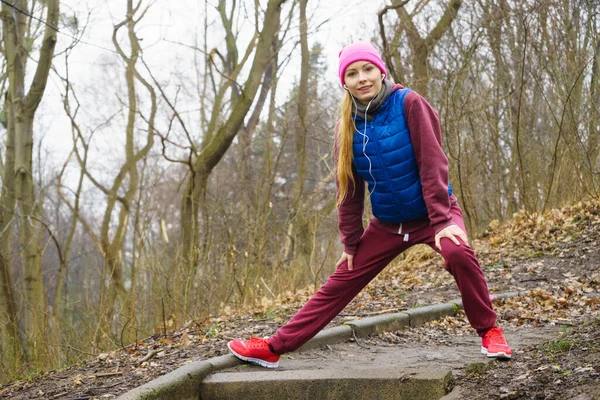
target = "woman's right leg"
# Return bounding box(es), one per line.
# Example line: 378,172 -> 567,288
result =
268,223 -> 409,354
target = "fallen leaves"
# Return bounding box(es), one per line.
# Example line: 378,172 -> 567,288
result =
72,374 -> 85,386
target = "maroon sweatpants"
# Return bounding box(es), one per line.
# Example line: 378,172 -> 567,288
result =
269,204 -> 497,354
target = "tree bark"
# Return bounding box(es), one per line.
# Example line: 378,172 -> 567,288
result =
391,0 -> 462,96
289,0 -> 313,282
1,0 -> 60,366
0,93 -> 26,377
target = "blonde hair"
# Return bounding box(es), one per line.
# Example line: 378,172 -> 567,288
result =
336,91 -> 356,206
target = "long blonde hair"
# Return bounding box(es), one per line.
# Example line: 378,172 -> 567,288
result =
336,91 -> 356,207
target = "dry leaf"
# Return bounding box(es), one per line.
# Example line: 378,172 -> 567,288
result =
73,374 -> 85,386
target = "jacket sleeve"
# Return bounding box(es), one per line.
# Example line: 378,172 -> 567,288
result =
404,92 -> 454,233
334,125 -> 365,255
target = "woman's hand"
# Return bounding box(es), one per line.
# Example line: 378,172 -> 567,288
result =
336,251 -> 355,270
434,224 -> 469,251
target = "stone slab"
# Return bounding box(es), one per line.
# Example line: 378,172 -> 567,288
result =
200,367 -> 453,400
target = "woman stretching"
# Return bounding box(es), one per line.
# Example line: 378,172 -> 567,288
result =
227,41 -> 512,368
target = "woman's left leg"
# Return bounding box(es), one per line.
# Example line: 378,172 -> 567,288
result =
420,205 -> 497,337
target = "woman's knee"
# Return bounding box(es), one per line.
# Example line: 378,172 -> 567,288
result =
441,241 -> 475,267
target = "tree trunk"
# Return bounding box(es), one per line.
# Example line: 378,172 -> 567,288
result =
289,0 -> 312,284
16,116 -> 46,363
0,94 -> 26,378
1,0 -> 60,367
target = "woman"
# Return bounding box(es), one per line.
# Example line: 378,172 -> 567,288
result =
227,41 -> 511,368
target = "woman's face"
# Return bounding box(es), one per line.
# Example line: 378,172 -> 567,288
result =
343,61 -> 384,105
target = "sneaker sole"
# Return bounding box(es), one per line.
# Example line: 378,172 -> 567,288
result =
227,342 -> 280,368
481,346 -> 512,359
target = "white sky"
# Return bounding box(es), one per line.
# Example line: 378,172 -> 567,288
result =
52,0 -> 387,91
31,0 -> 387,173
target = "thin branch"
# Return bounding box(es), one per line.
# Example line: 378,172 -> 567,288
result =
378,0 -> 410,81
140,55 -> 197,154
0,0 -> 58,31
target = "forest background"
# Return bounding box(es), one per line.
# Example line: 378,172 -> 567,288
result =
0,0 -> 598,384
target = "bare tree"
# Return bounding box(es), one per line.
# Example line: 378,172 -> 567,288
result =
287,0 -> 313,280
57,0 -> 156,348
0,0 -> 60,373
381,0 -> 462,96
177,0 -> 288,312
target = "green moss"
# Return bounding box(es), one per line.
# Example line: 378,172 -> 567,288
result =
465,362 -> 492,376
540,339 -> 575,354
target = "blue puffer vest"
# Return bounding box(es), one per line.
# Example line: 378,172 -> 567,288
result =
352,88 -> 452,223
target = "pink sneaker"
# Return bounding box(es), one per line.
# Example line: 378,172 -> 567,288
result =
481,327 -> 512,359
227,337 -> 280,368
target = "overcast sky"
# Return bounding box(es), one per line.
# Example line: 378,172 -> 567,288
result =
31,0 -> 388,169
51,0 -> 388,93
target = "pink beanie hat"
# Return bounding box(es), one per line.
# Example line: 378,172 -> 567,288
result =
338,41 -> 387,87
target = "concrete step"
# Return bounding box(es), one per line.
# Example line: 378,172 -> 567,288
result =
200,367 -> 452,400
